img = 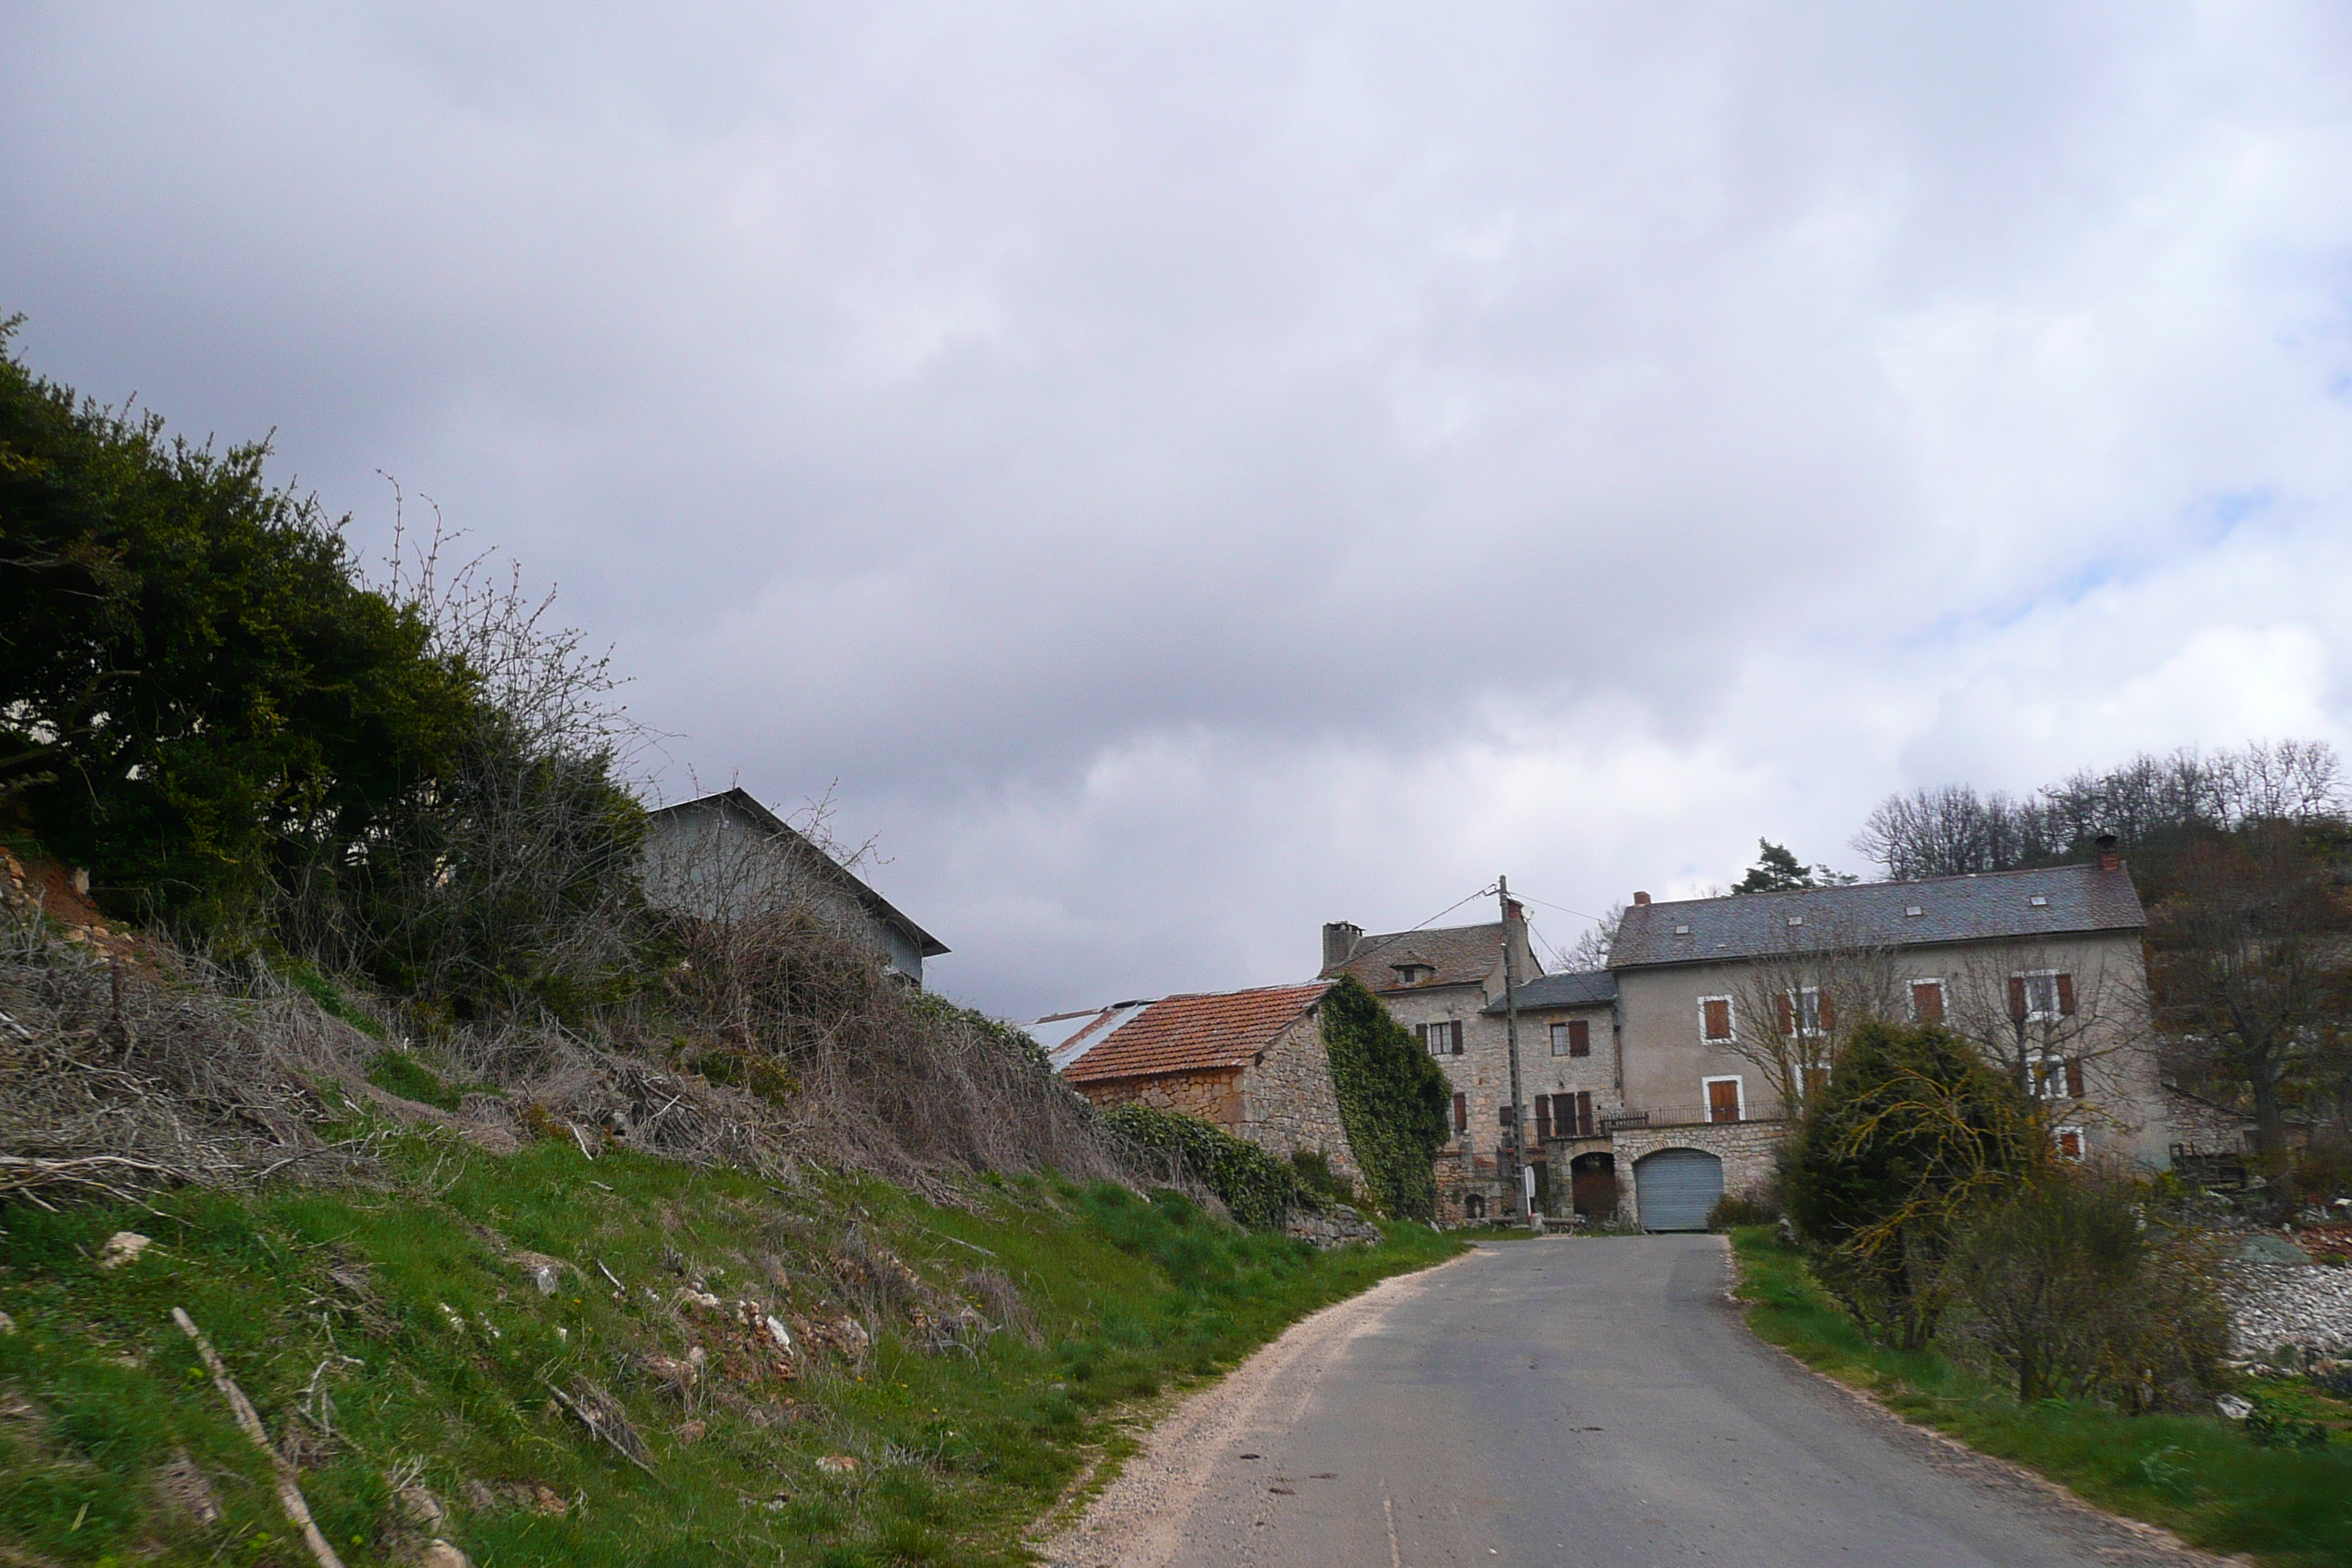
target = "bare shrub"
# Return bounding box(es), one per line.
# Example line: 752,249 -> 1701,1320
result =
1949,1171 -> 2228,1409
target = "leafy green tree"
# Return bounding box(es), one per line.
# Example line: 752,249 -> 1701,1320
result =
1318,976 -> 1452,1220
1733,838 -> 1858,894
1786,1018 -> 2033,1349
0,320 -> 479,932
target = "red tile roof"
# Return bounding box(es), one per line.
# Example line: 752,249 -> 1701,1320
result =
1063,982 -> 1332,1083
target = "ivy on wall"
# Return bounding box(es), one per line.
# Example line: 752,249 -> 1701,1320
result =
1318,976 -> 1452,1221
1098,1103 -> 1308,1231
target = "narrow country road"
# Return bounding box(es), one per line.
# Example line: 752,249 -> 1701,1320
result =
1045,1235 -> 2224,1568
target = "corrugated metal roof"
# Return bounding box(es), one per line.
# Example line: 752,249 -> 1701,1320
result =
1610,863 -> 2146,970
1029,1001 -> 1156,1071
1062,982 -> 1332,1084
1488,968 -> 1616,1014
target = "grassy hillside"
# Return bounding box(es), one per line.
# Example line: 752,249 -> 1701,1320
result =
0,1118 -> 1456,1567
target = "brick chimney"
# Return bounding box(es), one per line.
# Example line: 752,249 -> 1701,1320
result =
1504,898 -> 1525,924
1322,921 -> 1363,970
2095,833 -> 2121,872
1632,891 -> 1651,906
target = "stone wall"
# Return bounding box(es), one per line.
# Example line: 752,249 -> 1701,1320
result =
1610,1119 -> 1790,1226
1237,1010 -> 1362,1181
1074,1068 -> 1243,1128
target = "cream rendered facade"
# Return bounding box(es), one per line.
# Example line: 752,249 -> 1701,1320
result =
1330,856 -> 2176,1229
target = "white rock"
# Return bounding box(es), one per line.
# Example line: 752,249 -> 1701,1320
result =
765,1315 -> 794,1352
97,1232 -> 151,1270
421,1540 -> 475,1568
0,1310 -> 15,1335
2216,1394 -> 2253,1420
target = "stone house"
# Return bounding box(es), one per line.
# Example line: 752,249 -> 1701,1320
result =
641,788 -> 949,989
1326,845 -> 2169,1231
1318,913 -> 1542,1221
1553,851 -> 2157,1230
1054,982 -> 1362,1181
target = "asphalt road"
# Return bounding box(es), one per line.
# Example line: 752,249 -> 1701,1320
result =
1069,1234 -> 2219,1568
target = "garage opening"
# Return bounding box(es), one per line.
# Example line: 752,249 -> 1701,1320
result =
1633,1147 -> 1722,1232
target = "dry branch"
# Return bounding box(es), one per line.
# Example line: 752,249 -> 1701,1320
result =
171,1307 -> 347,1568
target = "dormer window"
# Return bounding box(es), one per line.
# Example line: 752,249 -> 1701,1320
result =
1394,964 -> 1433,985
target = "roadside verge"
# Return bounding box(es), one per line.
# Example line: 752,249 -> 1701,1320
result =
1730,1228 -> 2352,1567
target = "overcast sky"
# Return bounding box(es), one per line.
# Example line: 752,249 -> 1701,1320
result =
7,4 -> 2351,1017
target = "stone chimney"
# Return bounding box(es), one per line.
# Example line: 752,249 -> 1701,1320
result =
1632,891 -> 1651,906
1504,898 -> 1524,924
1322,921 -> 1363,970
2095,834 -> 2121,872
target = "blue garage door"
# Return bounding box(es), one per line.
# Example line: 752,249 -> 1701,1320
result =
1634,1148 -> 1723,1232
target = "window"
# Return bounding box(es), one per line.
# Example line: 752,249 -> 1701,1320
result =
2054,1126 -> 2086,1161
1700,996 -> 1735,1042
1775,987 -> 1833,1038
1421,1020 -> 1464,1056
1910,979 -> 1945,1025
1703,1075 -> 1744,1124
1498,1104 -> 1515,1127
1451,1093 -> 1467,1134
2009,971 -> 2077,1023
1550,1019 -> 1591,1058
1394,964 -> 1433,985
1537,1093 -> 1594,1141
2027,1050 -> 2084,1101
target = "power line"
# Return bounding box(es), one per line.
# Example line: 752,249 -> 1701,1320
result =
1331,882 -> 1501,971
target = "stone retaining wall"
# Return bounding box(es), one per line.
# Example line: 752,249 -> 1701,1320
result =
1609,1119 -> 1790,1225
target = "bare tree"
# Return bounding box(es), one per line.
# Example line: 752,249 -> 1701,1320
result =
1854,742 -> 2344,881
2146,825 -> 2352,1175
1723,921 -> 1905,1118
1934,941 -> 2148,1148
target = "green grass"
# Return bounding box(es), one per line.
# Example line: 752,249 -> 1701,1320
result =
1730,1228 -> 2352,1567
0,1126 -> 1458,1567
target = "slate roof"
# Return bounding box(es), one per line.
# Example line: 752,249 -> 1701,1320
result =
1610,863 -> 2146,970
1487,968 -> 1616,1014
1320,921 -> 1507,991
1062,982 -> 1333,1083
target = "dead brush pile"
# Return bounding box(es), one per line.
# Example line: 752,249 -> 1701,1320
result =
0,860 -> 1159,1207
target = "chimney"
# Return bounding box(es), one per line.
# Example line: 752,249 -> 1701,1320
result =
2095,834 -> 2120,873
1632,891 -> 1651,906
1504,898 -> 1524,924
1322,921 -> 1363,970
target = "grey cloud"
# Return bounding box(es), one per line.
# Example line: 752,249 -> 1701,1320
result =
6,3 -> 2351,1014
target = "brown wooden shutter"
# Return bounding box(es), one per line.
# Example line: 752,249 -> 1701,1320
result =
1452,1092 -> 1467,1132
1577,1090 -> 1594,1136
2008,976 -> 2028,1019
1499,1104 -> 1514,1126
2065,1058 -> 2084,1097
2056,973 -> 2076,1016
1535,1096 -> 1553,1142
1703,998 -> 1731,1040
1569,1019 -> 1591,1057
1817,992 -> 1836,1033
1774,993 -> 1794,1036
1911,981 -> 1944,1023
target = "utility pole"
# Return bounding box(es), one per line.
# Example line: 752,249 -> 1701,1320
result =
1499,875 -> 1538,1232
